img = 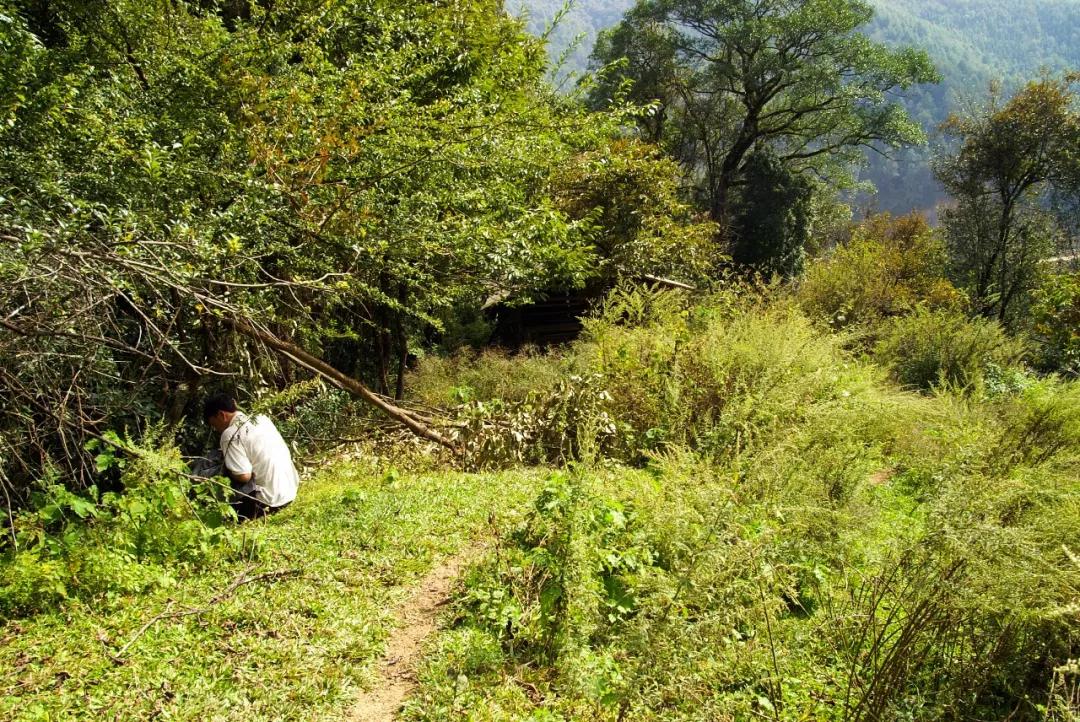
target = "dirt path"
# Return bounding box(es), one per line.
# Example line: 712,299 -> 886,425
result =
348,550 -> 475,721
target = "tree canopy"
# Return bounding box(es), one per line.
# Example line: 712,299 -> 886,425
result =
587,0 -> 938,256
0,0 -> 712,491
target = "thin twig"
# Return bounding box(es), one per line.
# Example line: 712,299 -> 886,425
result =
110,567 -> 300,662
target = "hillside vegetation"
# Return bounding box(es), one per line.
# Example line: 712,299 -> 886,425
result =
2,1 -> 1079,720
869,0 -> 1080,85
541,0 -> 1080,213
6,285 -> 1079,720
406,287 -> 1080,720
540,0 -> 1080,86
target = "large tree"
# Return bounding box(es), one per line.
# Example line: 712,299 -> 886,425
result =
588,0 -> 937,267
936,74 -> 1080,325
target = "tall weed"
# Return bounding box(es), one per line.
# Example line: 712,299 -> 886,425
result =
874,308 -> 1028,392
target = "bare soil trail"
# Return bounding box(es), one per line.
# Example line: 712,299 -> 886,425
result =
347,550 -> 475,721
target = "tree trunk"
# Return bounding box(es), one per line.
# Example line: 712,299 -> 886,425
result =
395,337 -> 407,402
394,285 -> 408,402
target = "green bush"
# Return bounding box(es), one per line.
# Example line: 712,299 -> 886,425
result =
578,287 -> 889,459
1031,271 -> 1080,376
0,428 -> 239,618
993,378 -> 1080,470
799,212 -> 964,328
438,286 -> 914,467
874,309 -> 1028,392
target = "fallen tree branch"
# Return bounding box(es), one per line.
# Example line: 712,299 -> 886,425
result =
225,318 -> 460,453
110,567 -> 301,663
639,274 -> 697,291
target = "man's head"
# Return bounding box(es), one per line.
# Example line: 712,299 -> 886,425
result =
203,392 -> 238,433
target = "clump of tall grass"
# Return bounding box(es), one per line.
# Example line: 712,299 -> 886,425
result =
437,285 -> 921,467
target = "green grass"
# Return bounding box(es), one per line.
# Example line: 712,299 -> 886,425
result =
0,462 -> 548,721
5,290 -> 1079,721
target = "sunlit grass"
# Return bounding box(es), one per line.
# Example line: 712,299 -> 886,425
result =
0,463 -> 548,721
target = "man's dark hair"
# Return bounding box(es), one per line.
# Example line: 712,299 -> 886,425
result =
203,392 -> 237,420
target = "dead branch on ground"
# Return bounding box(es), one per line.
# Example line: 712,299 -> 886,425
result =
109,566 -> 301,663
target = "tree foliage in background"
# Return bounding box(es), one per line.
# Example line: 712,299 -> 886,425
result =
0,0 -> 705,499
936,74 -> 1080,326
729,148 -> 813,278
861,0 -> 1080,214
547,137 -> 719,284
1031,271 -> 1080,377
535,0 -> 1080,217
587,0 -> 937,270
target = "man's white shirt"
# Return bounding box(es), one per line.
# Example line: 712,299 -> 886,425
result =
219,412 -> 299,508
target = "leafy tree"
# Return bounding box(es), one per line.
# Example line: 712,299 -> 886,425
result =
547,137 -> 719,284
1031,271 -> 1080,376
799,212 -> 963,328
936,74 -> 1080,325
588,0 -> 938,267
0,0 -> 702,494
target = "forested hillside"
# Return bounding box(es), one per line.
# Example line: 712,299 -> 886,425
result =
870,0 -> 1080,86
536,0 -> 1080,84
864,0 -> 1080,212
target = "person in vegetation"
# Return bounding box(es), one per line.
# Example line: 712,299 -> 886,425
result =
203,393 -> 299,521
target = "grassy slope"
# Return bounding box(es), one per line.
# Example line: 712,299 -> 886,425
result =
0,462 -> 548,721
393,297 -> 1080,720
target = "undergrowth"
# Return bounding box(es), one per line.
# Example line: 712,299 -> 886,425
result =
5,286 -> 1078,721
403,287 -> 1080,721
1,427 -> 240,618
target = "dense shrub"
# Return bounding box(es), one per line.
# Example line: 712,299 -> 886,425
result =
572,287 -> 898,460
0,428 -> 240,618
799,212 -> 964,328
874,308 -> 1028,391
993,378 -> 1080,470
1031,271 -> 1080,376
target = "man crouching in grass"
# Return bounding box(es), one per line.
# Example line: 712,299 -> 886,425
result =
203,392 -> 298,521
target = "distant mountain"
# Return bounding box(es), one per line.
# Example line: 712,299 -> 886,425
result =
512,0 -> 633,84
862,0 -> 1080,213
869,1 -> 1080,88
521,0 -> 1080,214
